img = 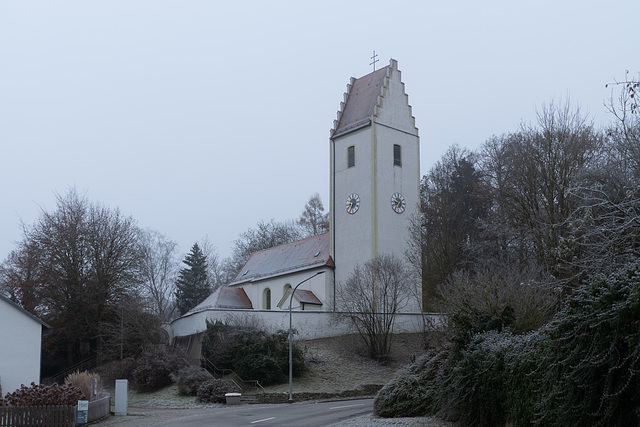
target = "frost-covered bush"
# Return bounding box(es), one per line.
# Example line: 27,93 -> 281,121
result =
438,267 -> 558,349
533,264 -> 640,426
377,262 -> 640,426
133,345 -> 188,392
374,349 -> 449,418
196,379 -> 240,404
3,382 -> 83,406
439,331 -> 515,425
171,366 -> 213,396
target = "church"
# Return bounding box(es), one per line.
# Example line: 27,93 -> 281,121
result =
169,59 -> 423,346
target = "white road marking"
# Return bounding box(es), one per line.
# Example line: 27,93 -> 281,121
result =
251,416 -> 276,424
329,403 -> 366,410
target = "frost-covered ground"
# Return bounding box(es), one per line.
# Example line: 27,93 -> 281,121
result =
96,334 -> 453,426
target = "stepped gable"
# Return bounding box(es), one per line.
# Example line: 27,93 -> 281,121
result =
229,232 -> 333,286
331,65 -> 388,139
331,58 -> 417,139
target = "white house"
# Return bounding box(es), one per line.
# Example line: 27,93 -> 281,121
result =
0,294 -> 50,395
169,59 -> 423,347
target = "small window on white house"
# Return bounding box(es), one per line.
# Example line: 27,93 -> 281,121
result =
347,145 -> 355,168
393,144 -> 402,166
263,288 -> 271,310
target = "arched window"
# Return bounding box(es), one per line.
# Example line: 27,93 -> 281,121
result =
263,288 -> 271,310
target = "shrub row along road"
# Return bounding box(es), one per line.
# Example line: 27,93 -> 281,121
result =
95,399 -> 374,426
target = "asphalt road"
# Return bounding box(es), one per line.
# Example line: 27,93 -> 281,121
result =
94,399 -> 374,427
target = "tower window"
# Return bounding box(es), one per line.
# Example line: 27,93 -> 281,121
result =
263,288 -> 271,310
347,145 -> 355,168
393,144 -> 402,166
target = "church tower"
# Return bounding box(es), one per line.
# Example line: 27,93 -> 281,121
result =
329,59 -> 420,305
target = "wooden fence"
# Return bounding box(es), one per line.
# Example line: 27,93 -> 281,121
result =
0,405 -> 76,427
0,394 -> 110,427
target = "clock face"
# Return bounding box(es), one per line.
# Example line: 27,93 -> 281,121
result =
346,193 -> 360,214
391,192 -> 406,214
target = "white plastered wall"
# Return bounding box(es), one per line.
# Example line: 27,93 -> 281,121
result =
0,299 -> 43,394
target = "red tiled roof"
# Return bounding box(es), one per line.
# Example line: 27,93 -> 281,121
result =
293,289 -> 322,306
187,286 -> 253,312
332,66 -> 388,138
230,233 -> 333,286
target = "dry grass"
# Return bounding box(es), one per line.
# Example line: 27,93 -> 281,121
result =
65,370 -> 104,401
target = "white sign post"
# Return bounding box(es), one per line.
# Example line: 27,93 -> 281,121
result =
77,400 -> 89,424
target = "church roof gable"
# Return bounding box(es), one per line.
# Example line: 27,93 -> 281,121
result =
230,233 -> 332,285
331,58 -> 417,139
331,66 -> 388,138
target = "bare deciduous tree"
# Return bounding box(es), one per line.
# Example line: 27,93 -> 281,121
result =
297,193 -> 329,237
0,240 -> 44,315
199,236 -> 226,291
16,188 -> 142,364
478,101 -> 602,286
138,229 -> 179,321
419,146 -> 489,309
564,72 -> 640,275
336,254 -> 413,362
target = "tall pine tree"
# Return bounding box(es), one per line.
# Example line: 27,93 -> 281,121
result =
175,243 -> 210,315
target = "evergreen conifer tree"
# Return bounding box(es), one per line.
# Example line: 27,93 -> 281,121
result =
175,243 -> 210,315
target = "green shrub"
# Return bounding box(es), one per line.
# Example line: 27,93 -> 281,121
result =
171,366 -> 213,396
201,320 -> 305,386
133,345 -> 188,392
3,382 -> 83,406
196,379 -> 240,404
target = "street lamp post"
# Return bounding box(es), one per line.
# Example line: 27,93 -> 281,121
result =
289,270 -> 325,402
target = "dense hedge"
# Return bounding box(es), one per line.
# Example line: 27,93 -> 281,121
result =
171,366 -> 213,396
201,321 -> 305,386
375,263 -> 640,426
132,345 -> 188,392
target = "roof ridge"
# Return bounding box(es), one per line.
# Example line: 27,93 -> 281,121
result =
249,232 -> 329,257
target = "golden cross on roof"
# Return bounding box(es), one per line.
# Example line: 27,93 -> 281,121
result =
370,50 -> 379,71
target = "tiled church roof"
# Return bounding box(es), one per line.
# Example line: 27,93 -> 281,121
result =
229,232 -> 333,286
187,286 -> 253,313
331,65 -> 388,138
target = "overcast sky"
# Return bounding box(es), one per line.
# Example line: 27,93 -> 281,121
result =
1,0 -> 639,262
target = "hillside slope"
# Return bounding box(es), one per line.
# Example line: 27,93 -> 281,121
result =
263,333 -> 427,396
